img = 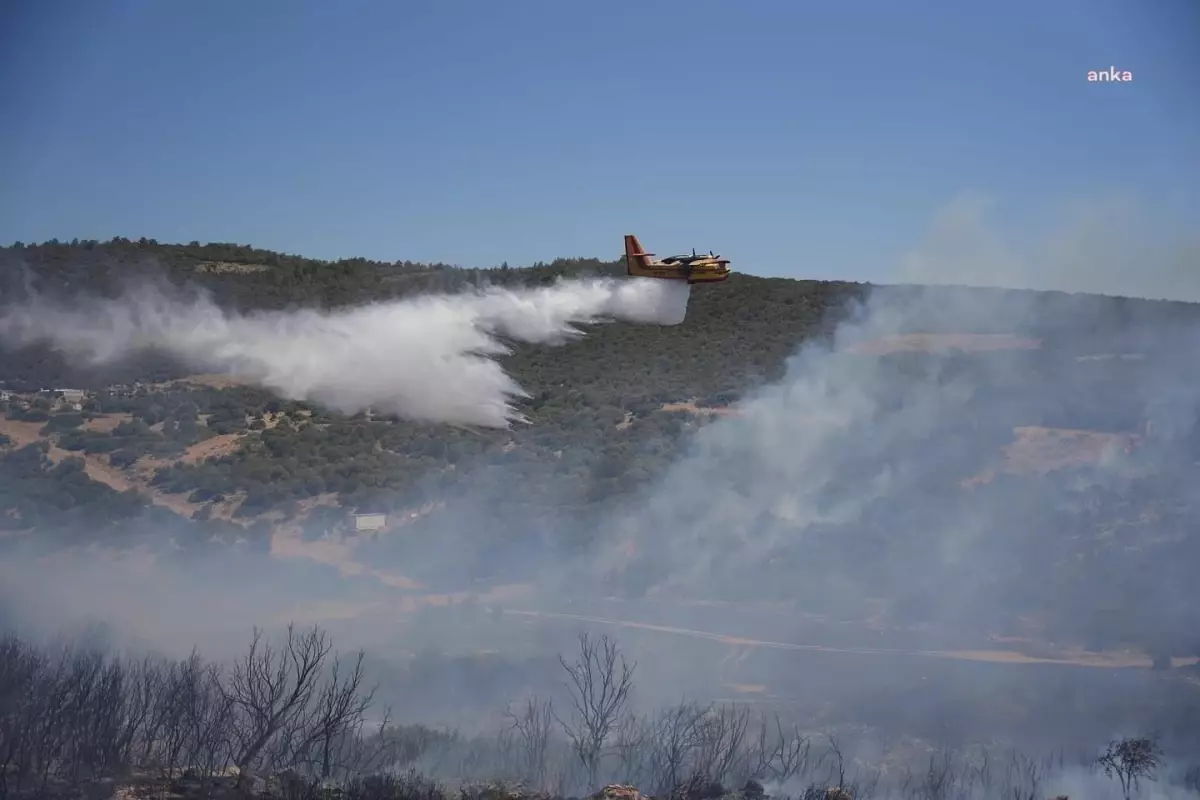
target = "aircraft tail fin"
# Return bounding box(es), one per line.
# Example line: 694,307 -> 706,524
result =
624,234 -> 654,276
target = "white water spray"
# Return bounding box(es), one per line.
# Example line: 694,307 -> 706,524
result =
0,277 -> 691,427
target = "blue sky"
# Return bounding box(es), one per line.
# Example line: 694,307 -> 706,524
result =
1,0 -> 1196,283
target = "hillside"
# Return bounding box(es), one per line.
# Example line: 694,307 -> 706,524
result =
2,238 -> 1200,671
0,239 -> 864,533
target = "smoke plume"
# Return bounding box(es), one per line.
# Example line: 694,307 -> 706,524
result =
0,276 -> 690,427
898,191 -> 1200,302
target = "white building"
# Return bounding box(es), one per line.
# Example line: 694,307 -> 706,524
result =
353,513 -> 387,532
56,388 -> 86,404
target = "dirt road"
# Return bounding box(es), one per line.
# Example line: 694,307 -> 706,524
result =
503,608 -> 1196,671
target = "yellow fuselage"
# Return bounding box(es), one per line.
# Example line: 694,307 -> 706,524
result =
627,259 -> 731,284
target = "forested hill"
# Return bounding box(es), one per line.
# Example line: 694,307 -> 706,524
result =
0,238 -> 869,541
2,236 -> 605,310
0,236 -> 1196,542
5,236 -> 1197,378
3,237 -> 1200,661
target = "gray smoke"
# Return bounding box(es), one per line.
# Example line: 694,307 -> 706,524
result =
899,191 -> 1200,302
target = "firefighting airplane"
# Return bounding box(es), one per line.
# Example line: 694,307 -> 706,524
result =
624,234 -> 731,284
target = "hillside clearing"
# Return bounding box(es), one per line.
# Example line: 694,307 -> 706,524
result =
660,400 -> 742,417
964,425 -> 1142,486
179,432 -> 243,464
0,417 -> 201,517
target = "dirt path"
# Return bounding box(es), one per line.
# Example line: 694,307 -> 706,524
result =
843,333 -> 1042,356
503,608 -> 1197,671
269,524 -> 425,591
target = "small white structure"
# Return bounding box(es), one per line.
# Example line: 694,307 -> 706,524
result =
56,388 -> 86,404
354,513 -> 387,532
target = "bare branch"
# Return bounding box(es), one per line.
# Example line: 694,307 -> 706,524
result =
555,632 -> 636,790
223,623 -> 332,782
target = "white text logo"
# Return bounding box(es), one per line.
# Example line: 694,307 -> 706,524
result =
1088,66 -> 1132,82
